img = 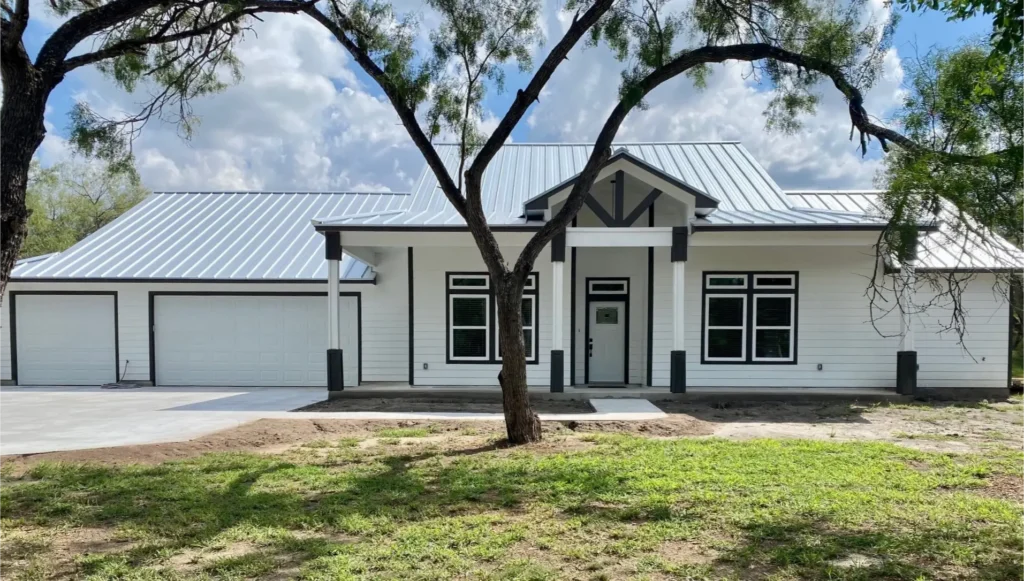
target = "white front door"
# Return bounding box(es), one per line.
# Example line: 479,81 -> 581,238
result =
588,301 -> 625,383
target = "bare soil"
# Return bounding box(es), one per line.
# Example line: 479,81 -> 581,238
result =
296,397 -> 593,414
655,399 -> 1024,453
2,399 -> 1018,471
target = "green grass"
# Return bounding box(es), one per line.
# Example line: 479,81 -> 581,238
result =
1013,347 -> 1023,380
373,425 -> 443,438
2,436 -> 1021,580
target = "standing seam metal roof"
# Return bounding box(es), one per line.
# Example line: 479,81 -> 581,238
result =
12,192 -> 399,280
315,142 -> 873,227
787,190 -> 1023,271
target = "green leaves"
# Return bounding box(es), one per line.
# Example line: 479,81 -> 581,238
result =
22,158 -> 148,259
880,42 -> 1022,258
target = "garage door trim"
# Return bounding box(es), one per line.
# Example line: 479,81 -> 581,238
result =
9,291 -> 120,385
147,291 -> 362,386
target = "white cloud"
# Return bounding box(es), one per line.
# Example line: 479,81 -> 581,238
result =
524,0 -> 908,190
34,0 -> 908,196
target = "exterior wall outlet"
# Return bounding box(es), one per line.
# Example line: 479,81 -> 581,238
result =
423,362 -> 428,370
816,363 -> 823,371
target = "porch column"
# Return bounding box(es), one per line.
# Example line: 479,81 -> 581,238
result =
325,231 -> 344,395
896,237 -> 918,395
550,230 -> 566,392
670,226 -> 687,393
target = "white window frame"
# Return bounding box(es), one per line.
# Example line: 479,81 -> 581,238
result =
753,274 -> 796,289
448,274 -> 490,290
524,274 -> 537,291
751,294 -> 795,362
496,294 -> 537,362
705,274 -> 748,289
703,294 -> 747,362
588,280 -> 629,294
449,294 -> 490,361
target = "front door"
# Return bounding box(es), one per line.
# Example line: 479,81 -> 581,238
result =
588,301 -> 625,383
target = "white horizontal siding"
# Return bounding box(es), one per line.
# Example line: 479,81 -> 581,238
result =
360,248 -> 409,382
1,295 -> 11,381
650,245 -> 1009,388
412,245 -> 570,386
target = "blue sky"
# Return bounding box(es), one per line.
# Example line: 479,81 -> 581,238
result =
27,2 -> 996,192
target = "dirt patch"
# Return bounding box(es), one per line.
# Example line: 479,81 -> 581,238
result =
658,540 -> 719,565
0,419 -> 492,472
296,397 -> 593,414
560,418 -> 714,437
972,473 -> 1024,502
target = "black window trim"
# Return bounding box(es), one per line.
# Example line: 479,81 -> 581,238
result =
700,271 -> 799,365
445,271 -> 540,365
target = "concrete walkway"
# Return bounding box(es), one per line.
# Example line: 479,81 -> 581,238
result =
0,386 -> 665,455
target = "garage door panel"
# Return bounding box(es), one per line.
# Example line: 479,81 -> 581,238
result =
154,295 -> 358,387
15,294 -> 117,386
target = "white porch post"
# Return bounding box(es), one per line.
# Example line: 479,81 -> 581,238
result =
670,227 -> 688,392
896,237 -> 918,395
325,231 -> 344,395
549,231 -> 566,392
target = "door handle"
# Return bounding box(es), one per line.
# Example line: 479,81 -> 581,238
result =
588,337 -> 593,357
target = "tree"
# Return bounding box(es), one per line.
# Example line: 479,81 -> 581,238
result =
22,159 -> 148,259
1,0 -> 316,296
289,0 -> 1001,444
874,42 -> 1022,352
893,0 -> 1022,68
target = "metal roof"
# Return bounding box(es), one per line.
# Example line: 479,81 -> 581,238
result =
11,192 -> 390,281
315,142 -> 872,228
787,190 -> 1024,271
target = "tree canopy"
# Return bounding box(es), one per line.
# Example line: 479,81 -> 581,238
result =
22,159 -> 148,259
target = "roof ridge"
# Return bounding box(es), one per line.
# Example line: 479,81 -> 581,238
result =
151,191 -> 412,195
784,189 -> 885,194
431,140 -> 742,146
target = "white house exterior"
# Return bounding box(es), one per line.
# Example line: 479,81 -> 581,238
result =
3,142 -> 1019,398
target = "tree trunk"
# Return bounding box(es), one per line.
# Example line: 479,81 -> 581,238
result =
494,274 -> 541,444
0,64 -> 50,298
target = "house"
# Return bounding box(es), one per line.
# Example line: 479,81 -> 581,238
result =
3,142 -> 1019,398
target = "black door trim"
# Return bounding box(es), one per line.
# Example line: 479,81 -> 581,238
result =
8,291 -> 119,386
148,291 -> 362,386
584,277 -> 630,385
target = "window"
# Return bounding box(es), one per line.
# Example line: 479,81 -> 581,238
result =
588,280 -> 628,294
702,272 -> 798,364
752,295 -> 794,361
450,295 -> 489,360
705,295 -> 746,361
447,272 -> 539,363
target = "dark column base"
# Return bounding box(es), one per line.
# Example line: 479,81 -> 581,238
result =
327,349 -> 344,393
550,350 -> 564,393
896,351 -> 917,395
670,350 -> 686,393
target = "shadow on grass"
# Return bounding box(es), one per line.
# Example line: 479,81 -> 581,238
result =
2,439 -> 1019,580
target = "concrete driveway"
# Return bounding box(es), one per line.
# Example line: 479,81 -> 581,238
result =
0,386 -> 324,455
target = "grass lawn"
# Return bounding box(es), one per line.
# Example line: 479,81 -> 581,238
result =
2,425 -> 1021,581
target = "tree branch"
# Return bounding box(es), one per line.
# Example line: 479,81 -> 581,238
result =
2,0 -> 29,51
302,4 -> 466,217
56,0 -> 314,73
466,0 -> 615,185
514,41 -> 1011,277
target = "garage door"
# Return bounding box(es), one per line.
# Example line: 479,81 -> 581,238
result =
153,294 -> 358,387
14,293 -> 117,385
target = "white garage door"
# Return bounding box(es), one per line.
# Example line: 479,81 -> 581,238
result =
153,294 -> 358,387
14,293 -> 117,385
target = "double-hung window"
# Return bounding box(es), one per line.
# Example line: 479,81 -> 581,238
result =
447,272 -> 539,363
702,272 -> 797,364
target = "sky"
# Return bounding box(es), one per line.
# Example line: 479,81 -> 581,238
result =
27,0 -> 991,194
